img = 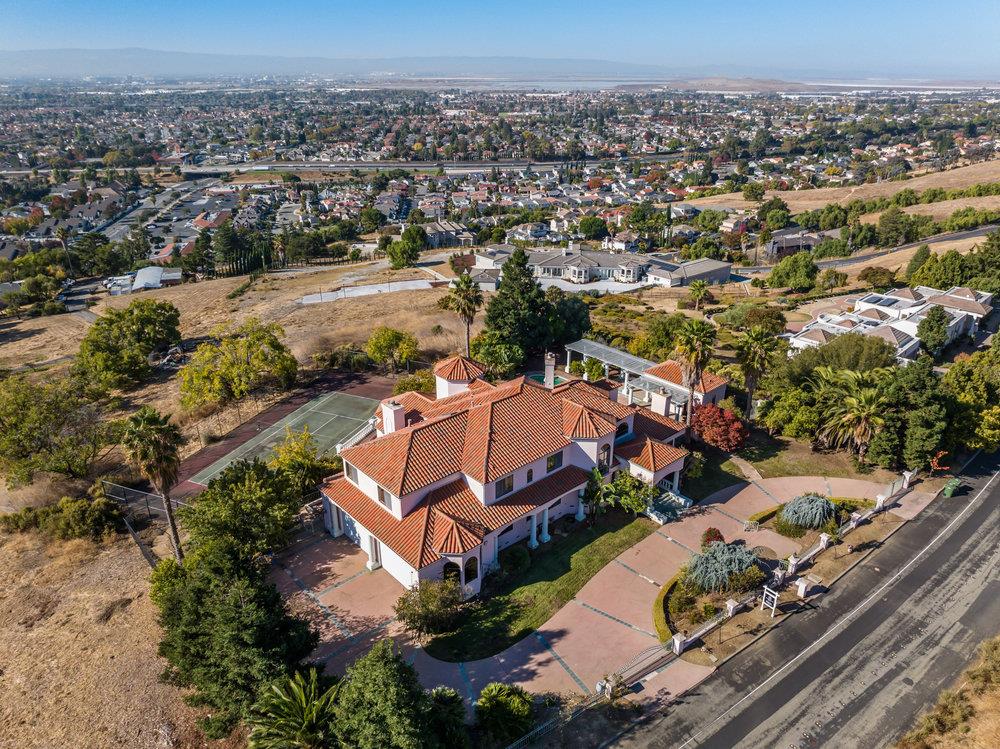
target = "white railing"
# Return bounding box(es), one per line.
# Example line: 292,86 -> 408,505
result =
335,417 -> 376,454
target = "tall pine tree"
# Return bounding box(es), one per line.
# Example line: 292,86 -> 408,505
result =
484,247 -> 552,352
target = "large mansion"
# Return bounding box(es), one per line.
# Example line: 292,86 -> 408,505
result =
320,355 -> 700,596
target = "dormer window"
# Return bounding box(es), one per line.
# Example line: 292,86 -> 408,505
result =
495,474 -> 514,498
377,486 -> 391,508
345,462 -> 358,483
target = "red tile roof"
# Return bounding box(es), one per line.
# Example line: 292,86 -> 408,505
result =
616,437 -> 688,473
433,355 -> 487,381
322,466 -> 589,569
343,375 -> 686,498
642,360 -> 728,394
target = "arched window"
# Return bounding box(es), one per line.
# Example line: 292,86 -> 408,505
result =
599,444 -> 611,471
464,556 -> 479,583
443,561 -> 461,582
526,468 -> 534,483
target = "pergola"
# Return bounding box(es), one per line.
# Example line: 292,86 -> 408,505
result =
563,339 -> 657,396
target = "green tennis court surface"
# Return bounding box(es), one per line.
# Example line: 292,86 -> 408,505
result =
188,391 -> 379,486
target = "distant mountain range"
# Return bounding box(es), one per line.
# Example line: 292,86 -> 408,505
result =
0,47 -> 673,79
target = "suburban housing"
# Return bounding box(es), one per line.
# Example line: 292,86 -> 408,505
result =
320,355 -> 693,596
788,285 -> 994,361
469,244 -> 731,290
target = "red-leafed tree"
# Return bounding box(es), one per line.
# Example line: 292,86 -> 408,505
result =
692,404 -> 749,452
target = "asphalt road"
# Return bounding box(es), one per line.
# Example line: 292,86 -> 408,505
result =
611,451 -> 1000,749
738,224 -> 1000,275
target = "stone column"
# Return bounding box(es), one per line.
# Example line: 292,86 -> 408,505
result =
566,350 -> 572,369
795,578 -> 809,598
672,471 -> 680,492
540,507 -> 551,543
575,494 -> 586,521
819,532 -> 832,550
787,554 -> 799,576
850,511 -> 862,530
725,599 -> 740,617
528,515 -> 539,549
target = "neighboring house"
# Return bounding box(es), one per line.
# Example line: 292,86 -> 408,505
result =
505,222 -> 550,243
788,285 -> 994,361
601,231 -> 641,252
148,239 -> 196,265
423,220 -> 475,249
320,355 -> 689,596
645,257 -> 732,287
469,245 -> 730,290
131,266 -> 182,292
762,227 -> 823,259
192,210 -> 232,230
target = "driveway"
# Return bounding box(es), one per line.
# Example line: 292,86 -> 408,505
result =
279,475 -> 922,703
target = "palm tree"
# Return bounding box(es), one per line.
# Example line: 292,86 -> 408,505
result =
438,272 -> 484,356
808,366 -> 890,461
688,280 -> 710,311
673,319 -> 718,427
248,669 -> 340,749
55,225 -> 75,276
120,406 -> 184,561
735,325 -> 779,420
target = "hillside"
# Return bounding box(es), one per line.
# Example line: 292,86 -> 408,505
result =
689,159 -> 1000,213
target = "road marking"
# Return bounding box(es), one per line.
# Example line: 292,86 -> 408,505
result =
676,465 -> 1000,749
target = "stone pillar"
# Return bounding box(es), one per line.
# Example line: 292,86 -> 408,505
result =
850,511 -> 862,530
672,470 -> 680,492
795,577 -> 809,598
603,362 -> 610,377
902,469 -> 918,490
725,599 -> 739,617
787,554 -> 799,576
772,568 -> 786,587
528,515 -> 539,549
566,350 -> 572,369
540,507 -> 551,543
622,370 -> 631,390
671,632 -> 685,656
819,532 -> 832,550
575,494 -> 586,521
875,495 -> 887,513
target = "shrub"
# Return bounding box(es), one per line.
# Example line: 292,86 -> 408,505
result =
780,493 -> 835,529
700,527 -> 725,550
773,514 -> 808,538
667,573 -> 698,620
393,369 -> 435,395
393,579 -> 464,637
686,541 -> 760,593
0,495 -> 122,540
692,404 -> 749,452
729,564 -> 766,593
568,359 -> 585,377
499,545 -> 530,577
313,345 -> 372,372
475,682 -> 534,745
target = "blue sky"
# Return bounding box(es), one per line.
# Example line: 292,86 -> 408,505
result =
1,0 -> 999,78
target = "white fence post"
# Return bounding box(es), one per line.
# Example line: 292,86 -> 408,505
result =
671,632 -> 685,655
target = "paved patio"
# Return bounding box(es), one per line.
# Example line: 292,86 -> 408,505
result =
277,474 -> 908,705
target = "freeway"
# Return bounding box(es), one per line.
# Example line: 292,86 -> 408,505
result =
0,152 -> 684,178
611,451 -> 1000,749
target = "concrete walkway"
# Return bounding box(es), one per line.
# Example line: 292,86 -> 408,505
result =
282,475 -> 918,702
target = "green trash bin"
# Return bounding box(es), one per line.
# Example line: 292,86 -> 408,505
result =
942,479 -> 960,497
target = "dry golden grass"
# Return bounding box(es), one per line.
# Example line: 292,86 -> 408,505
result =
689,159 -> 1000,212
858,194 -> 1000,224
0,313 -> 92,369
0,532 -> 239,749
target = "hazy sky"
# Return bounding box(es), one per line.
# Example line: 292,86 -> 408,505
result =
2,0 -> 999,78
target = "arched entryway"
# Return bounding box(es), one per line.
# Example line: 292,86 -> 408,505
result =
443,561 -> 461,582
464,556 -> 478,582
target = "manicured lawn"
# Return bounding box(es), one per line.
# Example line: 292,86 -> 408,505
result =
686,446 -> 746,501
739,431 -> 896,483
423,513 -> 656,662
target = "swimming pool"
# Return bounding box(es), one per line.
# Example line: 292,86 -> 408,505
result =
528,373 -> 568,386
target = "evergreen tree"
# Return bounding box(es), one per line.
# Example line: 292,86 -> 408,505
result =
484,248 -> 552,352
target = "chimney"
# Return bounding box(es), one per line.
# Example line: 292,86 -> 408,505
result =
381,400 -> 406,434
544,352 -> 556,389
649,389 -> 672,418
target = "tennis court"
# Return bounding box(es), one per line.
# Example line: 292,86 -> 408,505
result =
188,391 -> 379,486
